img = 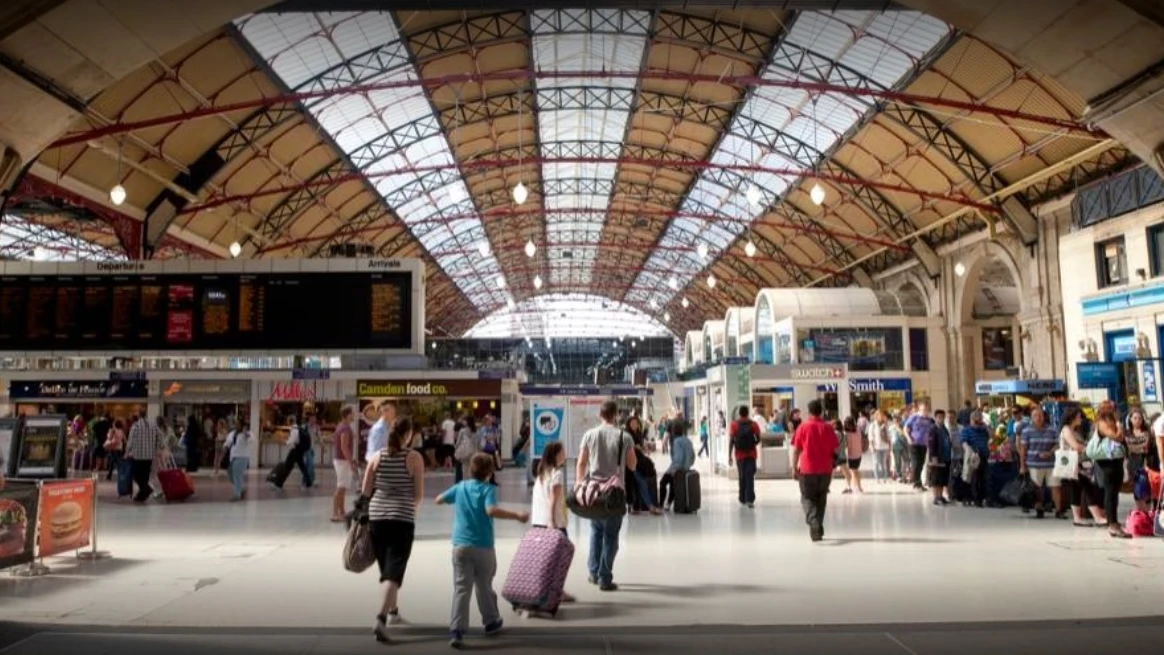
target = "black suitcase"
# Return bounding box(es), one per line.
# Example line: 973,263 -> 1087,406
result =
267,462 -> 289,488
672,470 -> 701,514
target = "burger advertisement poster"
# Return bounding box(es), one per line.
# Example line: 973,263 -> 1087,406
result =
0,480 -> 38,570
37,480 -> 93,558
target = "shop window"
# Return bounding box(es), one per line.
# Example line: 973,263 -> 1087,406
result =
908,328 -> 928,371
982,327 -> 1015,370
1095,237 -> 1127,288
798,327 -> 904,371
1149,224 -> 1164,278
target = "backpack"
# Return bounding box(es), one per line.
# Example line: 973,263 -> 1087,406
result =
293,426 -> 312,452
733,419 -> 758,452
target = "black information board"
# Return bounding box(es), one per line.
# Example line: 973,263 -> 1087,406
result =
0,272 -> 412,351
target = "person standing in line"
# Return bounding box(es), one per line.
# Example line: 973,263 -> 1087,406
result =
125,411 -> 164,504
364,417 -> 425,643
927,409 -> 952,506
889,414 -> 908,482
956,400 -> 973,429
1093,402 -> 1131,538
437,453 -> 528,648
367,404 -> 396,462
575,400 -> 637,592
697,416 -> 710,458
332,407 -> 358,521
728,406 -> 762,508
792,400 -> 839,542
869,411 -> 890,483
904,402 -> 936,491
1018,407 -> 1061,519
1058,408 -> 1106,527
1125,408 -> 1152,512
227,420 -> 253,502
441,413 -> 458,470
960,410 -> 991,507
454,415 -> 479,483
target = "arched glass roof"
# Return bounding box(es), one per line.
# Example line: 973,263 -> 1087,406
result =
465,293 -> 671,339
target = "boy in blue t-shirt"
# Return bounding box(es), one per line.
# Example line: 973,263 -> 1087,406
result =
436,453 -> 528,648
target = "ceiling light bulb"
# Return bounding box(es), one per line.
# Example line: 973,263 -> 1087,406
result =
477,241 -> 490,257
707,274 -> 717,289
506,298 -> 516,310
697,243 -> 709,259
744,240 -> 756,258
663,311 -> 671,322
668,276 -> 678,290
954,262 -> 966,277
448,183 -> 467,204
229,241 -> 242,258
649,298 -> 658,310
533,274 -> 543,290
681,297 -> 689,308
513,181 -> 528,205
745,184 -> 762,209
109,184 -> 126,206
496,275 -> 506,289
524,239 -> 536,258
810,183 -> 826,206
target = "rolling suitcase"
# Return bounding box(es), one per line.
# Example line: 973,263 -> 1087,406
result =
672,470 -> 701,514
267,462 -> 290,488
157,456 -> 194,502
502,527 -> 574,616
116,458 -> 133,497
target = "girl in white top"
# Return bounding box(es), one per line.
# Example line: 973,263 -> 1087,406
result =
226,421 -> 253,501
530,441 -> 573,603
869,411 -> 891,483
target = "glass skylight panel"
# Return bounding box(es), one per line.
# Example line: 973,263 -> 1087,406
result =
629,9 -> 949,306
466,293 -> 668,339
239,11 -> 505,310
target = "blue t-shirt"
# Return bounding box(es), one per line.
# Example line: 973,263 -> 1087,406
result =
437,480 -> 497,548
1020,425 -> 1058,469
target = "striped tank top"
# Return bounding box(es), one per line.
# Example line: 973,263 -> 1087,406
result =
368,451 -> 415,522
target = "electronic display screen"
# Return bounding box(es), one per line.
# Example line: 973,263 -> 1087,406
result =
0,272 -> 412,351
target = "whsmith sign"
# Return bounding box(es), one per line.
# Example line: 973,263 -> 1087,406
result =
357,379 -> 501,398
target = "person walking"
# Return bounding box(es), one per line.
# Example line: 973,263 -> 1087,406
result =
103,419 -> 126,482
575,400 -> 636,592
697,415 -> 709,458
792,400 -> 839,542
1018,407 -> 1061,519
869,411 -> 891,483
840,416 -> 864,494
729,406 -> 762,508
367,404 -> 395,461
125,411 -> 164,504
182,415 -> 202,473
904,402 -> 937,490
453,415 -> 479,483
274,416 -> 314,489
530,441 -> 575,603
332,407 -> 358,521
437,453 -> 528,648
363,417 -> 425,642
226,420 -> 253,501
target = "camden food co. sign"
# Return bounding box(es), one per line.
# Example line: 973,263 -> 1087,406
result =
357,380 -> 501,398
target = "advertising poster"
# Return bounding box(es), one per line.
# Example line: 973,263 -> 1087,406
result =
37,479 -> 94,557
530,400 -> 566,459
1143,361 -> 1159,403
0,479 -> 39,570
15,416 -> 67,478
567,399 -> 604,459
0,418 -> 15,476
981,327 -> 1014,371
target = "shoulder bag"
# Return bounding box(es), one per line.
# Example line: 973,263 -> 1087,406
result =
567,430 -> 628,520
342,506 -> 376,573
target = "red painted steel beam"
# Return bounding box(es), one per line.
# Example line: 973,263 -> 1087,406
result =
46,70 -> 1098,150
183,155 -> 999,216
256,206 -> 911,256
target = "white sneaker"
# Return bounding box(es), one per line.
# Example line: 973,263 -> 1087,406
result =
387,612 -> 406,625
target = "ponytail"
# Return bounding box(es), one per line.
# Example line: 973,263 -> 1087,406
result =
388,416 -> 414,455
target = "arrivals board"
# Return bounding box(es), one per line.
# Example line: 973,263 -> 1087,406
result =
0,259 -> 424,354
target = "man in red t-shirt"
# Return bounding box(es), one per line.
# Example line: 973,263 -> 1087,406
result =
728,406 -> 762,508
791,400 -> 840,542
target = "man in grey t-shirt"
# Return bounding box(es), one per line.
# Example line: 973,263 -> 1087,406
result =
575,400 -> 636,591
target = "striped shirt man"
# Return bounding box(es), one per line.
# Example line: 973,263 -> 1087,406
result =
126,418 -> 163,461
1020,424 -> 1058,469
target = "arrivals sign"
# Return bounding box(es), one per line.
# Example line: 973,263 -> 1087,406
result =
357,379 -> 501,398
37,479 -> 94,558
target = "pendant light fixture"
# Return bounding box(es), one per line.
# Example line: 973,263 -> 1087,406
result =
533,274 -> 543,290
649,298 -> 658,310
808,96 -> 826,207
745,184 -> 762,209
697,242 -> 709,260
512,85 -> 528,206
477,241 -> 490,257
663,311 -> 671,322
513,181 -> 528,205
496,274 -> 506,289
744,240 -> 756,258
954,262 -> 967,277
681,297 -> 689,308
668,276 -> 678,290
506,297 -> 515,309
707,273 -> 717,289
448,89 -> 467,205
109,139 -> 126,206
810,183 -> 826,206
229,241 -> 242,258
524,238 -> 536,258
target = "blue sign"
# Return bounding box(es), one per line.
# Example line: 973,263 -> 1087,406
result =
1107,331 -> 1137,362
292,368 -> 330,380
817,378 -> 913,393
974,379 -> 1066,396
108,370 -> 147,382
721,356 -> 750,366
1144,361 -> 1159,402
520,386 -> 652,397
477,370 -> 516,380
530,403 -> 565,459
1076,363 -> 1120,390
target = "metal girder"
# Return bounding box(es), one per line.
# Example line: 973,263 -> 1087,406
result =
653,10 -> 772,62
407,10 -> 526,60
474,177 -> 683,210
530,7 -> 651,34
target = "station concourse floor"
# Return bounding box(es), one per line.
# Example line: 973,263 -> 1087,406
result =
2,454 -> 1163,654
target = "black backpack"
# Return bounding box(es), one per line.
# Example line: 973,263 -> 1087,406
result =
294,425 -> 313,452
734,419 -> 758,452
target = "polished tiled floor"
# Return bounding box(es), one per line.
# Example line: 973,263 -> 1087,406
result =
3,454 -> 1162,636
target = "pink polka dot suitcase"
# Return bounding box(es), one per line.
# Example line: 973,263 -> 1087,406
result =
501,527 -> 574,616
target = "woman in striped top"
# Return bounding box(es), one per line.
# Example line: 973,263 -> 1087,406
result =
360,416 -> 424,643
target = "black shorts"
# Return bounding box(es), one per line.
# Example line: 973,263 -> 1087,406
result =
847,458 -> 861,470
369,519 -> 416,585
927,465 -> 950,487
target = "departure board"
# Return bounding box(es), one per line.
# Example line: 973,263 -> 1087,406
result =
0,268 -> 414,352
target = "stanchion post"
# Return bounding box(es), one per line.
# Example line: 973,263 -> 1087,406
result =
77,474 -> 110,561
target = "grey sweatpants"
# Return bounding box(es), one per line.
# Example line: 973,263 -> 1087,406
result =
450,546 -> 501,633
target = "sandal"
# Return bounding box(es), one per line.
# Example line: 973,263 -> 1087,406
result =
1072,521 -> 1092,528
1109,529 -> 1132,539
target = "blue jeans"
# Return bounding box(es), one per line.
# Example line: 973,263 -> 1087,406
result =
304,448 -> 316,487
873,450 -> 890,482
737,457 -> 757,504
587,515 -> 624,586
634,470 -> 656,509
230,457 -> 248,499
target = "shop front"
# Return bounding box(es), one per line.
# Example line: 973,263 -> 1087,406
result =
819,377 -> 913,416
8,379 -> 149,425
975,379 -> 1067,408
160,379 -> 252,469
256,379 -> 347,468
